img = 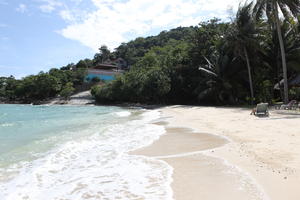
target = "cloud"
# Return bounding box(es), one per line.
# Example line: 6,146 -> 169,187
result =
57,0 -> 241,51
16,3 -> 28,13
39,0 -> 63,13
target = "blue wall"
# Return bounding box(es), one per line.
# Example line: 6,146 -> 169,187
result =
86,74 -> 115,82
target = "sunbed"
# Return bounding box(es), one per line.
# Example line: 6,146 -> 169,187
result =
255,103 -> 269,116
280,100 -> 298,110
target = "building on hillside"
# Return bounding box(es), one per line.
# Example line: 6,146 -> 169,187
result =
86,61 -> 126,82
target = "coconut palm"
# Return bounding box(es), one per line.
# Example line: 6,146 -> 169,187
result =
254,0 -> 300,103
262,18 -> 300,99
228,2 -> 257,104
198,44 -> 245,104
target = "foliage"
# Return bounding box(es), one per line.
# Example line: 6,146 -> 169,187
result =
92,67 -> 171,103
0,68 -> 87,103
3,1 -> 300,105
94,45 -> 111,65
60,82 -> 75,100
114,27 -> 196,66
92,10 -> 300,105
91,77 -> 101,83
254,0 -> 300,103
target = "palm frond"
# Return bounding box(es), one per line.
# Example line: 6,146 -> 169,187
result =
203,56 -> 215,69
283,0 -> 300,17
253,0 -> 267,20
198,67 -> 218,77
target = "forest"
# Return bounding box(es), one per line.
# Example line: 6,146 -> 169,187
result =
1,0 -> 300,105
0,64 -> 89,103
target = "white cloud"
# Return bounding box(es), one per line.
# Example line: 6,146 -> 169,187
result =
59,10 -> 75,22
57,0 -> 241,51
39,0 -> 63,13
16,3 -> 28,13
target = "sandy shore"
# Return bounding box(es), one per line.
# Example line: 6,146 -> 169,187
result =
132,106 -> 300,200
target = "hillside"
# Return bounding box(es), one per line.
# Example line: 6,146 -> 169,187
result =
2,4 -> 300,105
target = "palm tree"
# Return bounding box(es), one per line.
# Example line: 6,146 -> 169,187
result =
262,18 -> 300,99
198,45 -> 244,104
254,0 -> 300,103
228,2 -> 257,104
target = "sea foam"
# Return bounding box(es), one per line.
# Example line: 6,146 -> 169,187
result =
0,108 -> 173,200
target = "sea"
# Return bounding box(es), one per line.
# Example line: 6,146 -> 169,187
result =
0,104 -> 173,200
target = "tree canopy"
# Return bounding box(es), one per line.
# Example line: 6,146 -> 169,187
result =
2,1 -> 300,105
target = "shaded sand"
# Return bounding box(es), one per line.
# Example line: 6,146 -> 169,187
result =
132,106 -> 300,200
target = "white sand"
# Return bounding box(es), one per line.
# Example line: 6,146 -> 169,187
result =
133,106 -> 300,200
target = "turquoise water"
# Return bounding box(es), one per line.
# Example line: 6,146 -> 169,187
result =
0,104 -> 172,200
0,104 -> 121,166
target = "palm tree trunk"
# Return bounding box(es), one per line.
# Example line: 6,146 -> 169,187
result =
274,3 -> 289,104
244,47 -> 254,105
277,49 -> 283,100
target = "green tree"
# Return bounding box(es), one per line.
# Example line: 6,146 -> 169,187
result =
254,0 -> 300,103
60,82 -> 75,100
228,2 -> 258,104
190,18 -> 230,67
76,60 -> 89,69
94,45 -> 111,65
197,42 -> 245,105
0,76 -> 19,100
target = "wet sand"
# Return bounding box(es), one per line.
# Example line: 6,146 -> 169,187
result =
133,127 -> 227,157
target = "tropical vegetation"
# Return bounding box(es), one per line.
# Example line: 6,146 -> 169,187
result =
0,63 -> 88,103
1,0 -> 300,105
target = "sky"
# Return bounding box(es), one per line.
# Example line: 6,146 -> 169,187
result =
0,0 -> 241,78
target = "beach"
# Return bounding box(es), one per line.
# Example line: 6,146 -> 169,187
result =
133,106 -> 300,200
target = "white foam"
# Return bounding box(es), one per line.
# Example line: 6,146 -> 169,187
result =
0,109 -> 173,200
0,123 -> 14,127
115,111 -> 132,117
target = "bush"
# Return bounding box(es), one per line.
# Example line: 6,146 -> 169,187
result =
91,76 -> 101,83
92,67 -> 171,104
60,82 -> 75,100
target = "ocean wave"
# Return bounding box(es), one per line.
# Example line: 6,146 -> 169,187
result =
0,109 -> 172,200
0,123 -> 14,127
115,111 -> 132,117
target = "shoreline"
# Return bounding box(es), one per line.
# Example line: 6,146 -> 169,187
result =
0,105 -> 172,200
132,105 -> 300,200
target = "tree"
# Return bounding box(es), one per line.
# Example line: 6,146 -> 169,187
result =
254,0 -> 300,103
0,76 -> 19,100
93,45 -> 111,65
228,2 -> 257,104
197,44 -> 245,105
190,18 -> 230,68
76,60 -> 88,69
60,82 -> 75,100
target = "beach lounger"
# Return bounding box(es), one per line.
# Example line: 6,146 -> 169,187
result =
254,103 -> 269,116
280,100 -> 298,110
274,102 -> 283,110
